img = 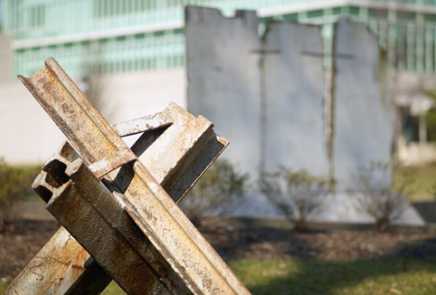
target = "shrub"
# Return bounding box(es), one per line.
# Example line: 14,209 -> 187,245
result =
0,159 -> 40,230
357,163 -> 409,231
181,160 -> 248,223
359,190 -> 408,231
260,169 -> 329,232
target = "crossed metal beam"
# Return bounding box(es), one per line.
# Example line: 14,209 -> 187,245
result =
6,58 -> 250,295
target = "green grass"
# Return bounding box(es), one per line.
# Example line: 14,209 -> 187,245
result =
102,283 -> 125,295
4,256 -> 435,294
231,258 -> 436,295
98,256 -> 436,295
394,162 -> 436,201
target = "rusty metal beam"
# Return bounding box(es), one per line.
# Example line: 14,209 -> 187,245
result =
113,110 -> 173,137
7,104 -> 229,294
18,58 -> 249,295
5,227 -> 94,295
34,156 -> 181,294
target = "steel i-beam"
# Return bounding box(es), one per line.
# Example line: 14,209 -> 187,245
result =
7,104 -> 229,294
34,154 -> 187,294
16,57 -> 249,294
18,58 -> 250,295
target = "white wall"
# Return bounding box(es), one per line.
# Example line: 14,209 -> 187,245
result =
0,68 -> 186,164
92,69 -> 186,124
0,81 -> 65,164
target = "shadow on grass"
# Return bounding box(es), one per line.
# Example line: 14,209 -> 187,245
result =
242,237 -> 436,295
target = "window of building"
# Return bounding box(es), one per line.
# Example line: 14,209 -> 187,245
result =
94,0 -> 155,18
29,4 -> 45,27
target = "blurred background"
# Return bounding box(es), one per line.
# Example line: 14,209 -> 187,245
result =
3,1 -> 436,294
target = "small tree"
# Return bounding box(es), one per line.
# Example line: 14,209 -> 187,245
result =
260,169 -> 329,232
357,163 -> 409,231
181,160 -> 248,223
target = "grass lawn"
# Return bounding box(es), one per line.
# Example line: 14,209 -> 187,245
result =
98,256 -> 436,295
394,162 -> 436,201
1,254 -> 434,294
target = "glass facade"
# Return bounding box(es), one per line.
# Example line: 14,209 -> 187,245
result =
2,0 -> 436,76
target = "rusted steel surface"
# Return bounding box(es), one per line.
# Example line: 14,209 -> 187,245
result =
19,58 -> 250,294
33,156 -> 179,294
4,228 -> 90,295
7,104 -> 228,294
113,110 -> 173,137
5,227 -> 111,295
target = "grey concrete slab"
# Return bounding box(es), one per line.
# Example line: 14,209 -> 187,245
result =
263,22 -> 328,177
333,19 -> 394,191
186,7 -> 328,179
186,7 -> 262,176
186,7 -> 331,219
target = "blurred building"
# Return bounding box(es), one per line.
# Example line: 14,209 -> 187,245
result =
2,0 -> 436,163
3,1 -> 436,79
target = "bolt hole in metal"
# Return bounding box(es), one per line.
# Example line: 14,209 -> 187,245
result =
43,159 -> 70,187
33,185 -> 53,203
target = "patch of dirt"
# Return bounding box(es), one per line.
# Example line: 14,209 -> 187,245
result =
1,217 -> 436,282
197,217 -> 436,261
0,219 -> 57,280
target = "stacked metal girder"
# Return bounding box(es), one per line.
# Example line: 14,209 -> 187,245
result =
7,58 -> 250,295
